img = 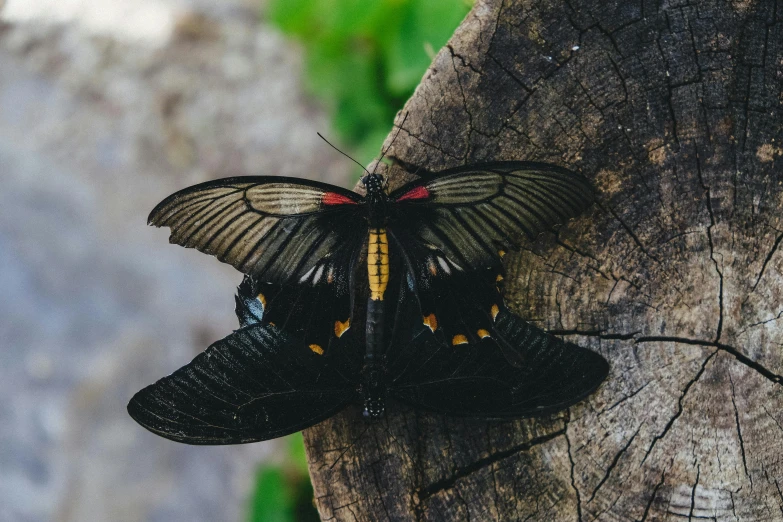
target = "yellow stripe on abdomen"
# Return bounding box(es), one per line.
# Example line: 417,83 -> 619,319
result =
368,228 -> 389,301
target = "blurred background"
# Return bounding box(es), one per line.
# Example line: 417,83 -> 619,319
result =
0,0 -> 470,520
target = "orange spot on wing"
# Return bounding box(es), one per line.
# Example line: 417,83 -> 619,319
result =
495,274 -> 503,282
477,329 -> 491,339
498,250 -> 506,258
491,304 -> 500,321
308,344 -> 324,355
428,259 -> 437,275
334,319 -> 351,338
257,293 -> 267,308
423,313 -> 438,332
452,334 -> 468,346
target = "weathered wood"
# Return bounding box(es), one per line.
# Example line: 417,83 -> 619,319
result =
303,0 -> 783,519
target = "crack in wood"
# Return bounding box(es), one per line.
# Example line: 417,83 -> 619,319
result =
565,331 -> 783,389
750,230 -> 783,294
416,428 -> 566,502
588,426 -> 641,502
738,309 -> 783,335
599,202 -> 662,264
688,464 -> 700,521
774,478 -> 783,517
550,328 -> 641,340
639,471 -> 666,522
604,382 -> 651,413
694,146 -> 724,343
564,415 -> 584,522
729,373 -> 752,487
641,351 -> 717,464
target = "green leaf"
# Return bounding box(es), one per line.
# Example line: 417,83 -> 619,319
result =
248,467 -> 293,522
384,0 -> 471,95
287,434 -> 310,476
267,0 -> 472,179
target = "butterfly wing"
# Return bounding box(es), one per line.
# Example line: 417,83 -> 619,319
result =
127,324 -> 357,444
387,270 -> 609,418
386,161 -> 594,367
149,176 -> 365,285
389,314 -> 608,418
235,275 -> 364,366
388,161 -> 593,274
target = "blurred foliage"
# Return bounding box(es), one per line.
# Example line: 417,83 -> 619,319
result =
248,434 -> 320,522
268,0 -> 473,175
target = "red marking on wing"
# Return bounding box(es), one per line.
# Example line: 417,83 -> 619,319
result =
396,186 -> 431,202
322,192 -> 358,205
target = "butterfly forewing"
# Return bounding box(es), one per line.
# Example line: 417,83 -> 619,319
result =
148,176 -> 364,285
389,162 -> 594,273
127,324 -> 357,444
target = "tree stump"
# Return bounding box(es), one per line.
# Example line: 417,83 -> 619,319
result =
303,0 -> 783,519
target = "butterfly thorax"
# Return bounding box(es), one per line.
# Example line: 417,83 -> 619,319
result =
362,173 -> 388,227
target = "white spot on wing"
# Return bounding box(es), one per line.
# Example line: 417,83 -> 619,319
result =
313,265 -> 325,284
300,265 -> 315,283
437,257 -> 451,275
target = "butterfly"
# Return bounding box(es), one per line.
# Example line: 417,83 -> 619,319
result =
127,271 -> 609,444
128,159 -> 609,442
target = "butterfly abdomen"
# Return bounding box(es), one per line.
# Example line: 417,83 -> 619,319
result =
365,227 -> 388,362
367,228 -> 389,301
363,295 -> 386,417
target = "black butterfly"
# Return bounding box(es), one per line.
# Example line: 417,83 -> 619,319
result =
128,161 -> 609,443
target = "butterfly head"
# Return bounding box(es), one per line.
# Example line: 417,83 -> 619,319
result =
361,173 -> 385,197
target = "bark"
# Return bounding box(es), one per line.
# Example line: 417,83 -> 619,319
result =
303,0 -> 783,520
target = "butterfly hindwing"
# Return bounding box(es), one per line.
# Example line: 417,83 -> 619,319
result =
389,307 -> 609,419
149,176 -> 364,285
236,274 -> 362,367
127,324 -> 356,444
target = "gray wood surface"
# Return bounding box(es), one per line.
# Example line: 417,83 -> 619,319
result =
303,0 -> 783,520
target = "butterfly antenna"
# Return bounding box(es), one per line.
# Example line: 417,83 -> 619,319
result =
317,132 -> 370,176
372,112 -> 409,178
328,423 -> 372,470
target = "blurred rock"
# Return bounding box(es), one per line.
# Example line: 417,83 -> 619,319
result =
0,2 -> 350,521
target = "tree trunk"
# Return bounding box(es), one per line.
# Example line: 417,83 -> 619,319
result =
303,0 -> 783,519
